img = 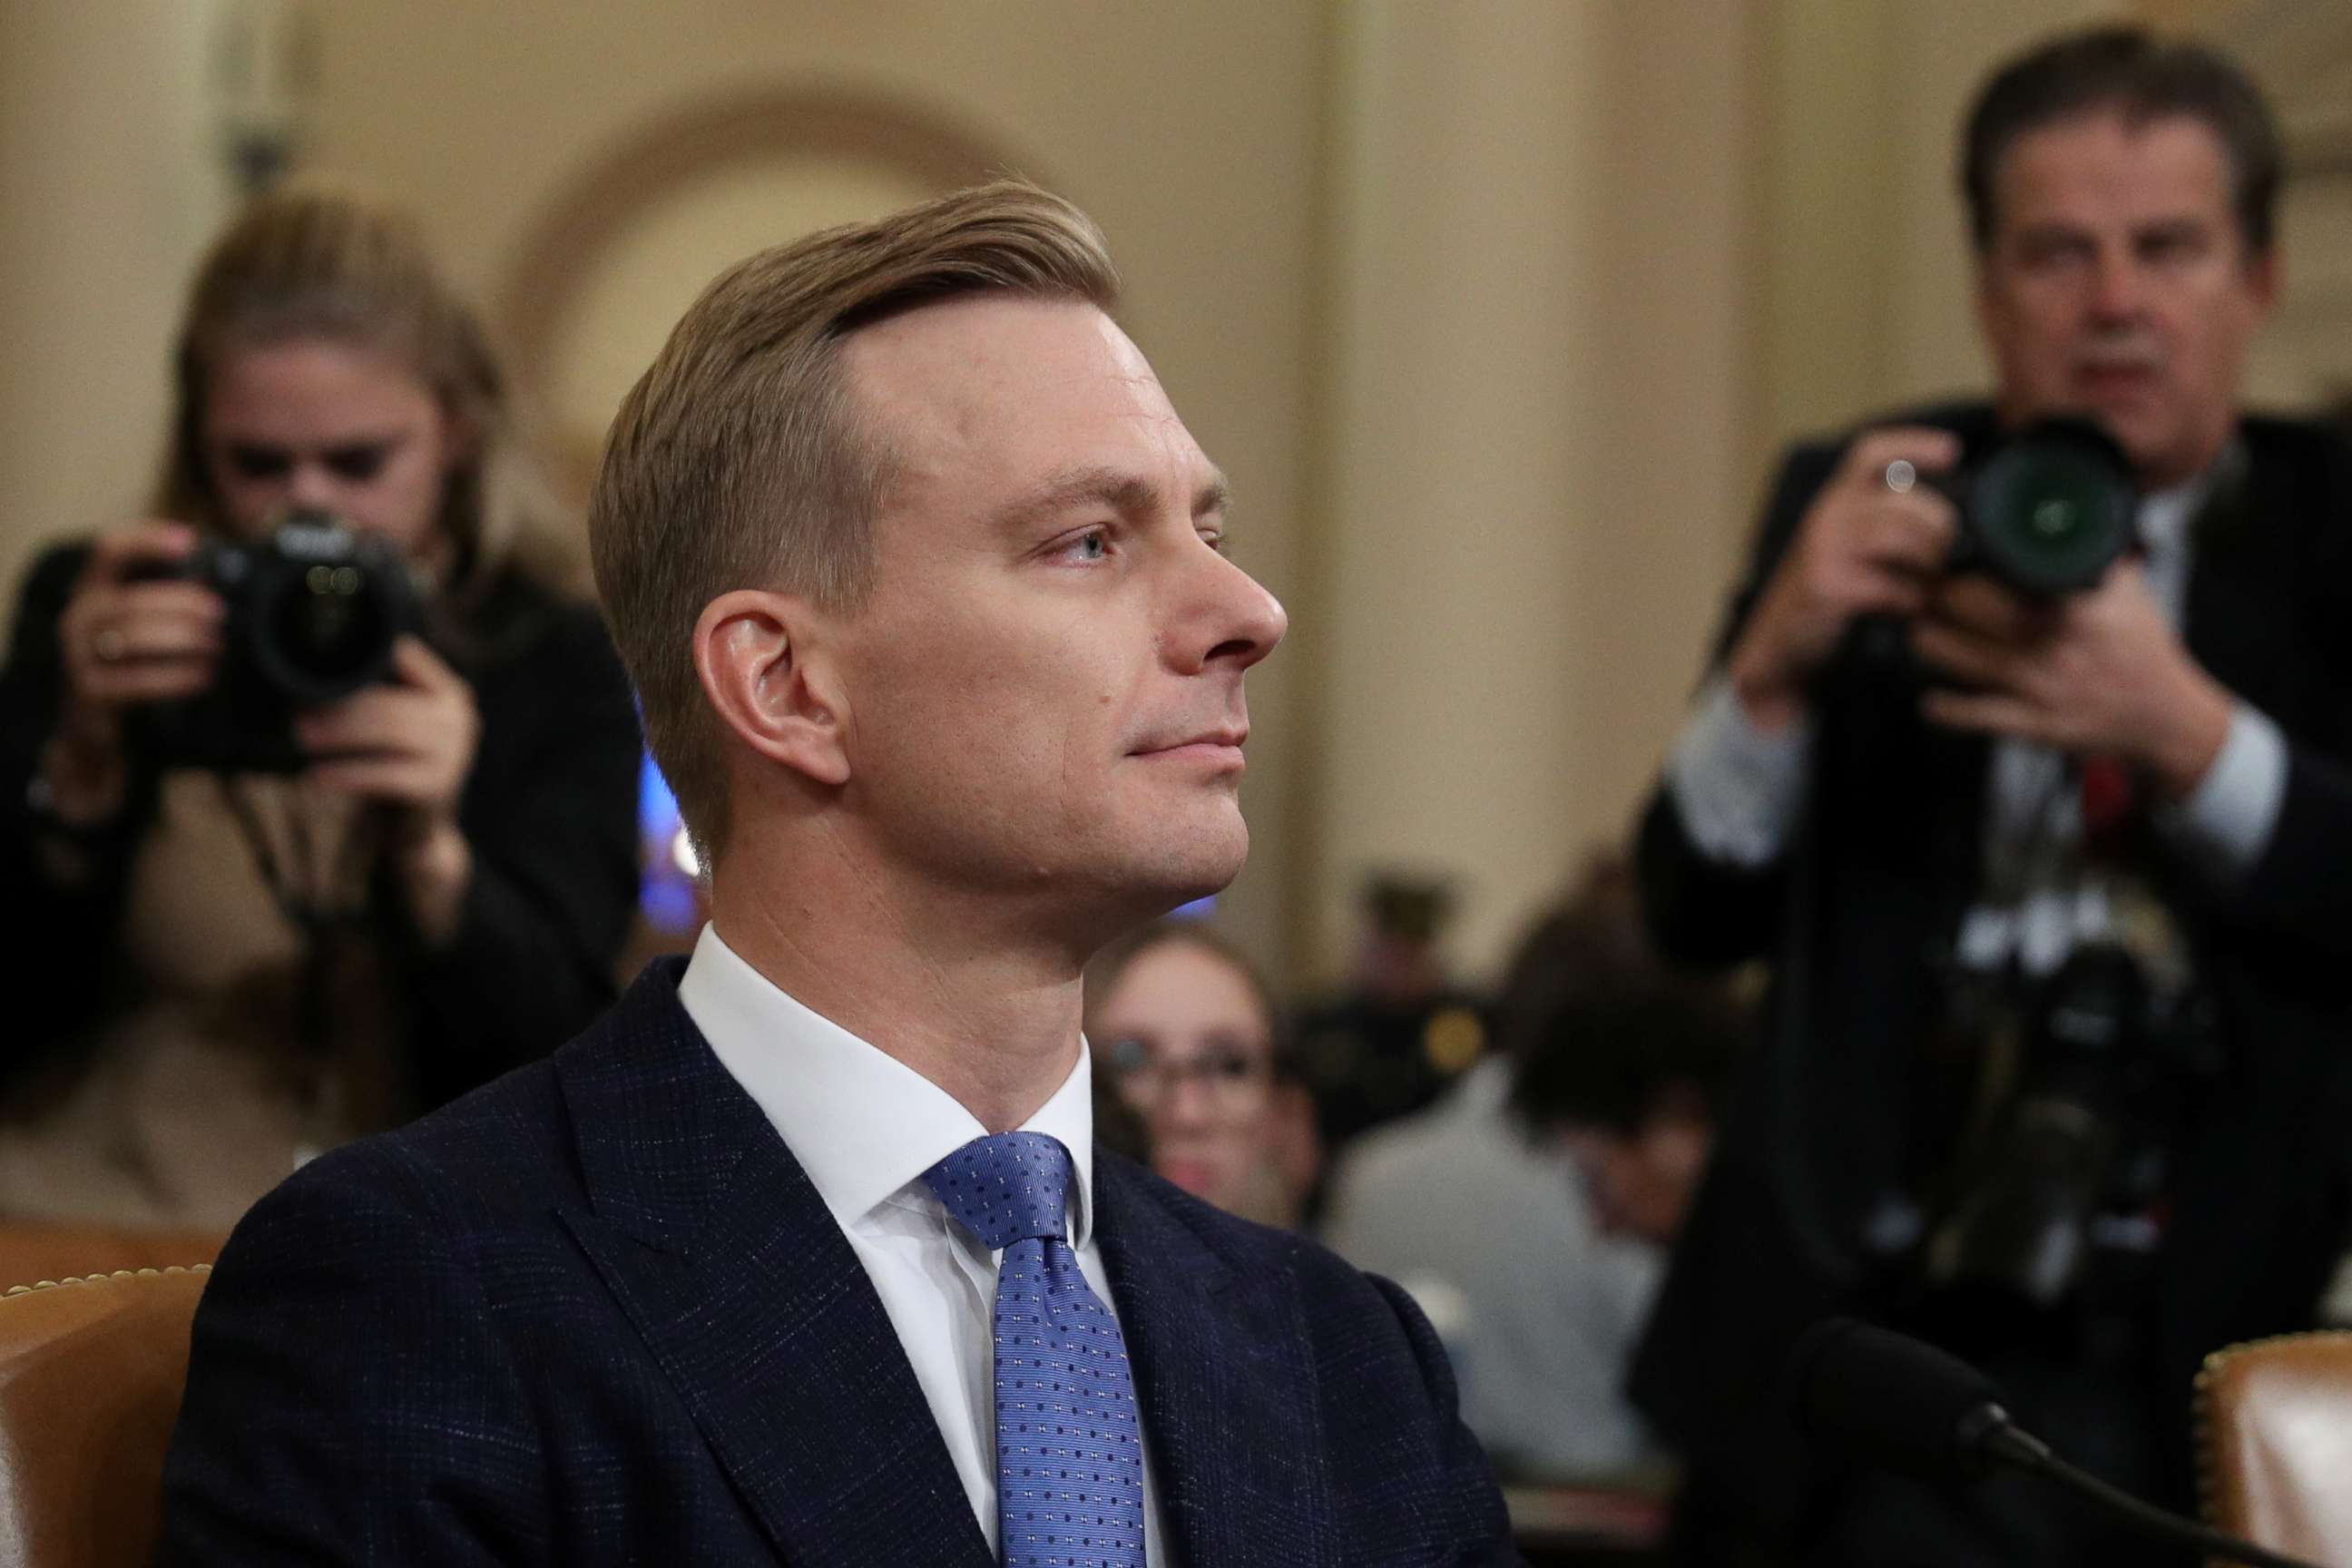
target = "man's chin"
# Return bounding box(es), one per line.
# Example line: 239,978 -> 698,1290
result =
1155,846 -> 1249,911
1115,815 -> 1250,913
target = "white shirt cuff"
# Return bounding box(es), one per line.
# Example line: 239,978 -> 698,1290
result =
1664,674 -> 1813,869
2152,701 -> 2288,884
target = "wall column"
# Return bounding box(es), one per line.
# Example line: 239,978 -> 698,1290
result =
0,0 -> 230,629
1308,0 -> 1759,981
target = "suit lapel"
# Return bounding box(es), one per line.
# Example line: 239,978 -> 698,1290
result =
553,965 -> 993,1568
2183,442 -> 2292,720
1095,1155 -> 1330,1568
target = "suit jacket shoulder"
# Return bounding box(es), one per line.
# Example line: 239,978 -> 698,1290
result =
1090,1151 -> 1518,1565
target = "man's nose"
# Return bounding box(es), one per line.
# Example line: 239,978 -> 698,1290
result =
2087,249 -> 2146,319
1180,547 -> 1288,673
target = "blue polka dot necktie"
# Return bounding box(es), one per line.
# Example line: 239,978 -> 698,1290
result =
923,1132 -> 1146,1568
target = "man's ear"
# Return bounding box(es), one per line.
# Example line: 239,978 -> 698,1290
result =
692,590 -> 852,788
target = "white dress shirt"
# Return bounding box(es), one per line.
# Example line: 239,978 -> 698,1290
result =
678,924 -> 1169,1563
1667,469 -> 2288,976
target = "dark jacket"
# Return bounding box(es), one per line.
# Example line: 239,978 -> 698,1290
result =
1632,406 -> 2352,1536
0,541 -> 642,1113
160,960 -> 1521,1565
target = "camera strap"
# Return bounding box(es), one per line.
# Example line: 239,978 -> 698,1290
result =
214,775 -> 378,1061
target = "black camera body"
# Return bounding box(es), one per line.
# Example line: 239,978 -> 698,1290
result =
130,513 -> 420,773
1923,940 -> 2216,1308
1927,416 -> 2140,597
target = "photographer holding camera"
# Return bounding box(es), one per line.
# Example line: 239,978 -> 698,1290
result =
0,191 -> 640,1233
1633,28 -> 2352,1567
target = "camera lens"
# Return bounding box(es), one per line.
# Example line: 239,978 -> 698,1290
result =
238,515 -> 416,703
1966,422 -> 2135,594
267,558 -> 388,687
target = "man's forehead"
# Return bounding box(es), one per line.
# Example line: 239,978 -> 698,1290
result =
843,295 -> 1158,419
1994,110 -> 2234,223
841,294 -> 1210,501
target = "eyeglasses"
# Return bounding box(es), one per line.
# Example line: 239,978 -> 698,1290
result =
1102,1035 -> 1273,1105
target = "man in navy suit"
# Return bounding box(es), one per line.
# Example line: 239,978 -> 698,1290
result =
160,182 -> 1521,1565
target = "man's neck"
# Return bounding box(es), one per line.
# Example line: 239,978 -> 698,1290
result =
707,856 -> 1087,1135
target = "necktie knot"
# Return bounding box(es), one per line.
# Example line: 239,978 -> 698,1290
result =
922,1131 -> 1073,1254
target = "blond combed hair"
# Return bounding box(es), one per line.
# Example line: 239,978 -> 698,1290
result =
590,180 -> 1121,861
155,186 -> 574,603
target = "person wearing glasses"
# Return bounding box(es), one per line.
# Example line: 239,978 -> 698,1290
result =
1089,920 -> 1320,1230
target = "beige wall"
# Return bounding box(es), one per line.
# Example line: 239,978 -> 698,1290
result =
1309,0 -> 1763,985
0,0 -> 233,623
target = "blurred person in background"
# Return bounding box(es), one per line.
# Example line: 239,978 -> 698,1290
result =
1635,26 -> 2352,1566
1090,919 -> 1319,1229
1296,871 -> 1493,1148
1324,855 -> 1740,1484
1507,907 -> 1738,1257
0,190 -> 641,1235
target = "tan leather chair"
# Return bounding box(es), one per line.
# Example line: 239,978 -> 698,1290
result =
2197,1329 -> 2352,1566
0,1268 -> 211,1568
0,1225 -> 223,1296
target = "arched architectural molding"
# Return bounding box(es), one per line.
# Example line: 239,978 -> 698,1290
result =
495,87 -> 1033,498
500,86 -> 1022,377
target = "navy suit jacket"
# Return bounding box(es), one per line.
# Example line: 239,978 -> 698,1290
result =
161,960 -> 1520,1565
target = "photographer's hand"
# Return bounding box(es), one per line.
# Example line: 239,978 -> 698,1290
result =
299,636 -> 481,945
1728,428 -> 1962,732
1912,563 -> 2235,800
44,522 -> 224,824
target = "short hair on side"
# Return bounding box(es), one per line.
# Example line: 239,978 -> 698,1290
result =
589,181 -> 1120,864
1960,24 -> 2281,256
1501,854 -> 1747,1137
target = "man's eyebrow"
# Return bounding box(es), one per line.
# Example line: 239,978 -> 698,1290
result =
1195,472 -> 1231,521
986,465 -> 1233,533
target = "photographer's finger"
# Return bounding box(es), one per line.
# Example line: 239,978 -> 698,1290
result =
387,635 -> 462,693
99,608 -> 225,662
308,756 -> 438,804
1921,688 -> 2047,743
1910,620 -> 2027,691
1926,574 -> 2051,642
294,689 -> 417,752
85,521 -> 201,581
1842,427 -> 1965,490
1852,498 -> 1957,573
1844,573 -> 1929,620
114,580 -> 227,626
82,658 -> 216,706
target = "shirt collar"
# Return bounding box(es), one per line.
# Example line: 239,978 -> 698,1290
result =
676,923 -> 1097,1248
